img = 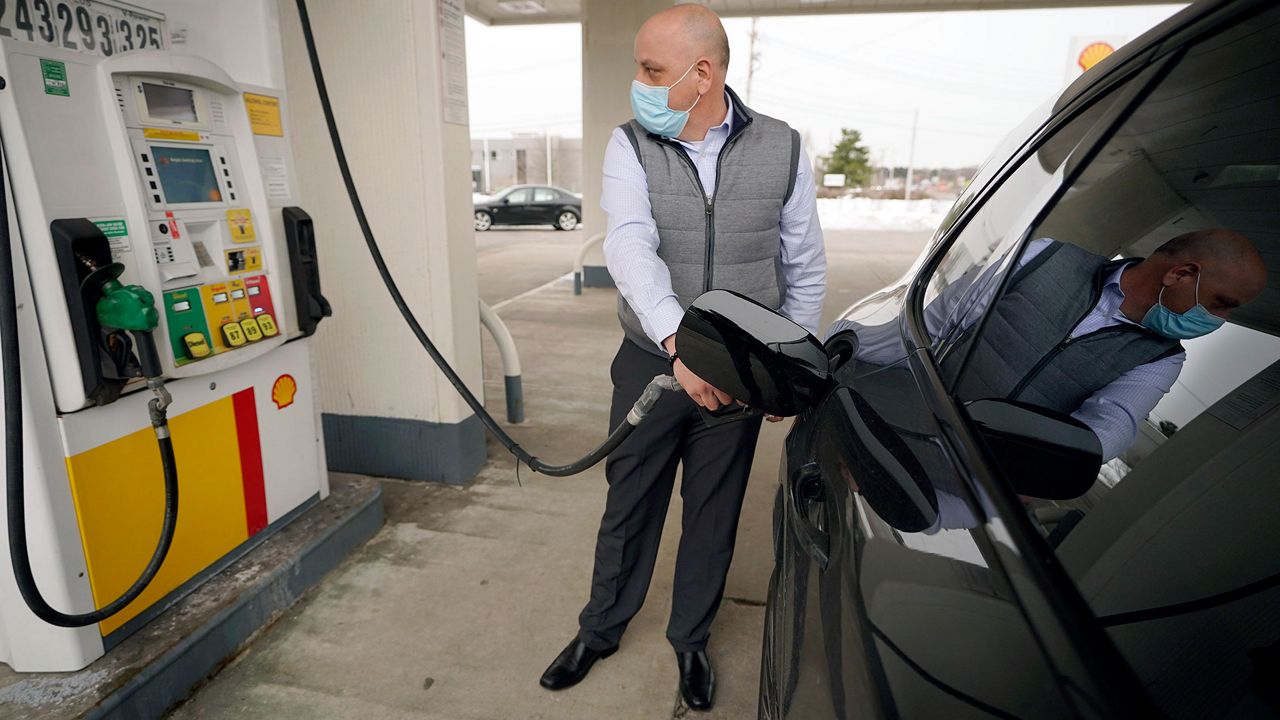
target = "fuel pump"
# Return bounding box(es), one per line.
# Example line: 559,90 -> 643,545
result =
2,207 -> 180,627
0,3 -> 329,672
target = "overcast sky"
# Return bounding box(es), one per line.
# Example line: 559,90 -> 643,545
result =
465,4 -> 1186,169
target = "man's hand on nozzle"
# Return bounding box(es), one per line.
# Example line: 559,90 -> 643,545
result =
664,335 -> 733,411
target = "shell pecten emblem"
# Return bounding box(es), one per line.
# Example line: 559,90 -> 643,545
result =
272,374 -> 298,410
1077,42 -> 1115,72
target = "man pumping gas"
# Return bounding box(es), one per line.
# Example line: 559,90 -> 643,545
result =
537,4 -> 826,711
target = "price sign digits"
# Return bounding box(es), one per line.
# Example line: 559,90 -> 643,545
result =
0,0 -> 163,56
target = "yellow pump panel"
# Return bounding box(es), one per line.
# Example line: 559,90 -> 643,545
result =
65,396 -> 251,635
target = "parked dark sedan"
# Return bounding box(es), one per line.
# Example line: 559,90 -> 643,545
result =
473,184 -> 581,232
677,1 -> 1279,717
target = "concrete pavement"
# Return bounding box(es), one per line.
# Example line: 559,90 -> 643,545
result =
166,229 -> 930,720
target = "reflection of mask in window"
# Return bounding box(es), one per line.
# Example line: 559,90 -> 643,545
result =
1141,273 -> 1224,340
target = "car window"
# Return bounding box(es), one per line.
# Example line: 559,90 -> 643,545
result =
921,89 -> 1127,371
796,68 -> 1147,717
533,188 -> 557,202
505,188 -> 532,203
941,7 -> 1280,718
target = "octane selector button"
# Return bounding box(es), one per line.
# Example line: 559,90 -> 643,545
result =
239,317 -> 264,342
222,322 -> 247,347
183,332 -> 211,359
256,313 -> 279,337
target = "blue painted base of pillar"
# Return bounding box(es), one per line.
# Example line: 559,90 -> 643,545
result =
582,265 -> 615,289
323,412 -> 486,485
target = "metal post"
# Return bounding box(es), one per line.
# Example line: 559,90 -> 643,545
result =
573,231 -> 607,296
546,131 -> 553,185
745,17 -> 759,105
482,137 -> 491,193
478,300 -> 524,423
904,108 -> 918,202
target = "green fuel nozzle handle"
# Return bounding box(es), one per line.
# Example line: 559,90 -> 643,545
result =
87,262 -> 164,379
92,264 -> 159,332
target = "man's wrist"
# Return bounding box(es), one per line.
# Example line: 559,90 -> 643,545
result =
662,334 -> 677,357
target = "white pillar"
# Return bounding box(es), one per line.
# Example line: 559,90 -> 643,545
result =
579,0 -> 671,286
278,0 -> 485,483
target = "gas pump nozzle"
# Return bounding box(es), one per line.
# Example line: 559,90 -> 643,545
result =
77,255 -> 171,431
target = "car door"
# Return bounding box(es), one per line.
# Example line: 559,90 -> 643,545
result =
495,187 -> 533,224
958,7 -> 1280,718
762,26 -> 1179,719
531,187 -> 559,223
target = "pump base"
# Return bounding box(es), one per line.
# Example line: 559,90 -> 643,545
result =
0,474 -> 383,720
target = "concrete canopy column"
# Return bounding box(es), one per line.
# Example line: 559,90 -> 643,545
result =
278,0 -> 485,484
579,0 -> 672,287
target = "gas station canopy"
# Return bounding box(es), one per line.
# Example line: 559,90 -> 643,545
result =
466,0 -> 1178,25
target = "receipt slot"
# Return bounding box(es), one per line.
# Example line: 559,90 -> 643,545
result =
0,6 -> 330,672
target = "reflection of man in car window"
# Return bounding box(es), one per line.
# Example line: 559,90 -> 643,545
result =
836,228 -> 1266,464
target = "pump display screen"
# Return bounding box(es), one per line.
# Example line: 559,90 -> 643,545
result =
142,83 -> 198,123
152,147 -> 223,204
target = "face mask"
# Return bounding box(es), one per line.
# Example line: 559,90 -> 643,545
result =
630,62 -> 701,138
1141,272 -> 1225,340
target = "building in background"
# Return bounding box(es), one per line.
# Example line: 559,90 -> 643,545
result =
471,134 -> 583,194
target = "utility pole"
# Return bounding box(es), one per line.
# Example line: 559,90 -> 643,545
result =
904,108 -> 918,202
546,130 -> 553,185
745,17 -> 760,105
482,137 -> 491,193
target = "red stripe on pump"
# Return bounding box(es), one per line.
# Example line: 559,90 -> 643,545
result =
233,389 -> 269,535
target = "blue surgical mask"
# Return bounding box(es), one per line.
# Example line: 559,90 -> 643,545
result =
1141,272 -> 1224,340
630,62 -> 701,138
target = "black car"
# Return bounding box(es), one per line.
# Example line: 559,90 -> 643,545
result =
473,184 -> 581,232
676,1 -> 1280,717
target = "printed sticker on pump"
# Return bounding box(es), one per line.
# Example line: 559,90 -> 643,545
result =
91,218 -> 131,256
226,208 -> 257,243
244,94 -> 284,137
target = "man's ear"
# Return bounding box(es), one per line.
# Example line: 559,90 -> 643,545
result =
696,57 -> 713,92
1164,261 -> 1201,286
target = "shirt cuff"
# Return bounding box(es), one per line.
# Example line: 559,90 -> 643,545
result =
646,297 -> 686,352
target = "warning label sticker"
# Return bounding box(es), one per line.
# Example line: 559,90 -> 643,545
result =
41,59 -> 69,97
92,218 -> 130,256
244,93 -> 284,137
226,208 -> 257,243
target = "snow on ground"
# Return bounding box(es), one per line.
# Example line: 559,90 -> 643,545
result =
816,197 -> 953,232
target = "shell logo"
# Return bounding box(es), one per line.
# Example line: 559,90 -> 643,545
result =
271,374 -> 297,410
1078,42 -> 1116,72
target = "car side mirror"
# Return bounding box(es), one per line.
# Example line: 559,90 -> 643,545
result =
501,197 -> 510,204
676,290 -> 832,416
964,399 -> 1103,500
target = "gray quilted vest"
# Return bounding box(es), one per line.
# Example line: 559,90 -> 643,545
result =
940,241 -> 1183,414
616,86 -> 801,355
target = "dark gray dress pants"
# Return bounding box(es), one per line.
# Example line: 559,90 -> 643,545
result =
578,339 -> 764,652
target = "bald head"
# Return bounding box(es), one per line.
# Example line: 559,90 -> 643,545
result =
638,4 -> 730,72
1130,228 -> 1268,321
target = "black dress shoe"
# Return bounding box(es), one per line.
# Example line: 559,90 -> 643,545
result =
539,637 -> 617,690
677,649 -> 715,711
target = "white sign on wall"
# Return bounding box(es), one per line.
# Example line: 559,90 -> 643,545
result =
822,173 -> 846,188
438,0 -> 469,126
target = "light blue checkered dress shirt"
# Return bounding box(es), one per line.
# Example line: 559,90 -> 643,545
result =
601,94 -> 827,351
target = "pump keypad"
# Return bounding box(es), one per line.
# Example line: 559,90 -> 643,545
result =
221,322 -> 247,347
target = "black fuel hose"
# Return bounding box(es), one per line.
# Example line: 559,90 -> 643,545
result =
0,143 -> 181,627
294,0 -> 669,477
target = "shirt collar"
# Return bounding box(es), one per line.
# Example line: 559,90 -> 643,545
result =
1107,261 -> 1138,324
678,92 -> 733,148
713,91 -> 733,132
